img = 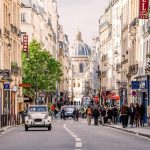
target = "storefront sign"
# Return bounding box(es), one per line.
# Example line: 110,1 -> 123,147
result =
139,0 -> 149,19
19,83 -> 31,87
23,35 -> 28,52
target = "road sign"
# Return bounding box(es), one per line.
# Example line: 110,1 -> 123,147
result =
131,81 -> 140,89
19,83 -> 31,87
4,84 -> 10,90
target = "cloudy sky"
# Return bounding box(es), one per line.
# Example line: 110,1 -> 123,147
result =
57,0 -> 109,45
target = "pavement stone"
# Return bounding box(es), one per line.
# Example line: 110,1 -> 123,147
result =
106,124 -> 150,138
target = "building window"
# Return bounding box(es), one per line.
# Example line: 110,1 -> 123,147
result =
21,13 -> 26,22
74,82 -> 76,87
78,83 -> 80,87
79,63 -> 84,73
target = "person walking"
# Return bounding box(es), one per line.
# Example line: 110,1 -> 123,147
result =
139,104 -> 145,127
112,106 -> 118,124
73,107 -> 77,121
134,103 -> 141,127
93,107 -> 100,125
120,104 -> 128,128
100,105 -> 106,125
75,108 -> 79,121
60,107 -> 66,120
128,103 -> 135,127
86,105 -> 93,125
107,107 -> 113,124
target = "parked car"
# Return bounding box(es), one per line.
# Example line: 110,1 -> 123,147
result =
64,106 -> 75,118
25,105 -> 52,131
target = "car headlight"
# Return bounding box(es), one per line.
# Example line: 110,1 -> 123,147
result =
44,114 -> 49,119
28,114 -> 32,119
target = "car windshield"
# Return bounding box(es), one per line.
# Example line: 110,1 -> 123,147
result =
28,106 -> 48,112
65,107 -> 74,112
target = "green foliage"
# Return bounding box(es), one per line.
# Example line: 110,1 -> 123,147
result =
22,40 -> 63,98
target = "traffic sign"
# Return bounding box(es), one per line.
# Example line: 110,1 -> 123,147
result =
4,84 -> 10,90
19,83 -> 31,87
131,81 -> 140,89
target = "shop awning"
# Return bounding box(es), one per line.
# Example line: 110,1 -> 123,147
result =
109,95 -> 120,100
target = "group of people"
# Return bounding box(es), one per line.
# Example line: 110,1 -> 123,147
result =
120,103 -> 145,128
50,101 -> 146,128
83,102 -> 146,128
85,105 -> 119,126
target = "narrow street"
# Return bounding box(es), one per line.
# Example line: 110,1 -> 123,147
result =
0,119 -> 150,150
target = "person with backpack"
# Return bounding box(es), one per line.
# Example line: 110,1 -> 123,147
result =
86,105 -> 93,125
93,106 -> 100,125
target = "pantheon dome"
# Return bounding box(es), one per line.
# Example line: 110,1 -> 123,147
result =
70,31 -> 91,57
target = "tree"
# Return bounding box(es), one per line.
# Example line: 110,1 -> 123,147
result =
22,40 -> 63,99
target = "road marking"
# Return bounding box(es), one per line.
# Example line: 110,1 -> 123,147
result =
75,138 -> 81,142
76,142 -> 82,148
63,123 -> 83,149
72,134 -> 78,138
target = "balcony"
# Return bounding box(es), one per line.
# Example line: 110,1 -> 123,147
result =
10,24 -> 21,36
127,64 -> 138,77
11,62 -> 21,75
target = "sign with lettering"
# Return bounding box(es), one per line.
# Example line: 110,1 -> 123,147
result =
23,35 -> 28,52
139,0 -> 149,19
19,83 -> 31,88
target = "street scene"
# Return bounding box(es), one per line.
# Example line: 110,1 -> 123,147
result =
1,0 -> 150,150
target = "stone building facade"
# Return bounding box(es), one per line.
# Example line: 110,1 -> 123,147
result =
68,31 -> 91,103
0,0 -> 23,115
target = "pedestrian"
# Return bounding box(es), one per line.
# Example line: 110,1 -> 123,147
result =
107,107 -> 113,124
139,104 -> 145,127
100,105 -> 106,125
112,105 -> 118,124
120,104 -> 128,128
60,107 -> 66,120
134,103 -> 141,127
73,107 -> 77,121
128,103 -> 135,127
76,108 -> 79,121
86,105 -> 93,125
93,106 -> 100,125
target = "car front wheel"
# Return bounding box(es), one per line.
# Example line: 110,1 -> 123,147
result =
48,124 -> 52,131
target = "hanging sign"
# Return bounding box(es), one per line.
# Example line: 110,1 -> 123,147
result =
23,35 -> 28,52
139,0 -> 149,19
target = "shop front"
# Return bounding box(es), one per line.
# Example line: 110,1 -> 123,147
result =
136,75 -> 150,123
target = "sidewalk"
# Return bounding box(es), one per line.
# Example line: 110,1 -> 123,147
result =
0,126 -> 12,135
106,124 -> 150,138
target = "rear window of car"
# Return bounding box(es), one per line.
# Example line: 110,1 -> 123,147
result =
28,106 -> 48,112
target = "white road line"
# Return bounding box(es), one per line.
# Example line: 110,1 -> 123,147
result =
63,123 -> 83,149
76,142 -> 82,148
75,138 -> 81,142
72,134 -> 78,138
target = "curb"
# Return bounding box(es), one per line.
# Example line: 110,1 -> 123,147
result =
0,125 -> 22,134
106,125 -> 150,139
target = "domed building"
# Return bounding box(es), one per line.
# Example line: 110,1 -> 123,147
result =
68,31 -> 91,103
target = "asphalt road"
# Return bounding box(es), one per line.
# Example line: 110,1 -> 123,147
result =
0,119 -> 150,150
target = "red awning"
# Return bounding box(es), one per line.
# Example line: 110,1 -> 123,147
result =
109,95 -> 120,100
